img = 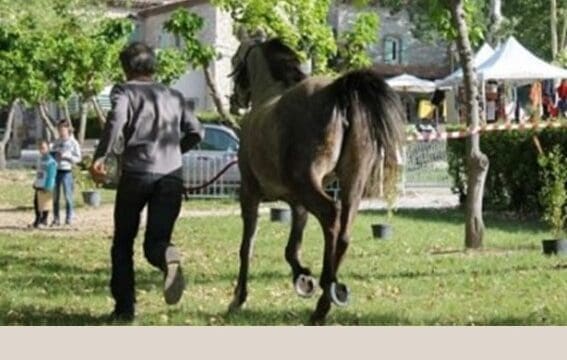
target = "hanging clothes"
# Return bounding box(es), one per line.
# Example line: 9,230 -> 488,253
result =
557,79 -> 567,115
529,81 -> 542,108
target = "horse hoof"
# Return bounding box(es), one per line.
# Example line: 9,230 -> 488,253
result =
308,314 -> 326,326
228,298 -> 244,313
295,274 -> 317,298
329,282 -> 350,306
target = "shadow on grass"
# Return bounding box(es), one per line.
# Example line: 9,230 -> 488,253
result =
1,305 -> 557,326
202,307 -> 411,326
195,307 -> 558,326
0,206 -> 33,213
0,305 -> 110,325
0,226 -> 80,232
346,260 -> 567,282
361,208 -> 546,234
191,269 -> 290,286
0,254 -> 165,296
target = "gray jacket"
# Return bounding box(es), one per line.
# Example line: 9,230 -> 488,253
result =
94,80 -> 204,176
51,136 -> 81,171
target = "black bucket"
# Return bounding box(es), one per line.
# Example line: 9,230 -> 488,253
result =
270,208 -> 291,223
542,239 -> 567,256
82,190 -> 101,208
372,224 -> 392,239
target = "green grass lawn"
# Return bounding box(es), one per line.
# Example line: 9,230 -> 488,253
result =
1,172 -> 566,325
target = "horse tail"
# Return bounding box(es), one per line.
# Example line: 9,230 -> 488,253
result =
331,69 -> 406,195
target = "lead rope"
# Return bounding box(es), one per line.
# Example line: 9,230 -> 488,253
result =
183,159 -> 239,200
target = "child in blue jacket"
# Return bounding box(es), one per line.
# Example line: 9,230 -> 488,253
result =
31,139 -> 57,228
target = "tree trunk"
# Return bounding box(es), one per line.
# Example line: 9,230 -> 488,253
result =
487,0 -> 503,46
551,0 -> 559,60
450,0 -> 490,249
90,96 -> 106,129
78,100 -> 89,146
0,99 -> 19,170
38,102 -> 58,140
203,65 -> 237,128
60,100 -> 74,131
560,9 -> 567,52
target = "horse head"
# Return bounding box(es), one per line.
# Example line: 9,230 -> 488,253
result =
229,38 -> 307,114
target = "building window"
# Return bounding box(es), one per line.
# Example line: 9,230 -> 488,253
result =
174,34 -> 182,48
384,36 -> 402,64
129,22 -> 142,43
158,30 -> 182,49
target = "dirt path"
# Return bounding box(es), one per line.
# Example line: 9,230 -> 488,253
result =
0,203 -> 261,238
0,186 -> 457,237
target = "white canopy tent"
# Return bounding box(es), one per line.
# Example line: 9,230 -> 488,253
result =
438,37 -> 567,122
387,73 -> 436,93
476,36 -> 567,121
437,43 -> 495,87
476,36 -> 567,81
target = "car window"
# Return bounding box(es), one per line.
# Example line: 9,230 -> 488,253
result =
201,128 -> 238,151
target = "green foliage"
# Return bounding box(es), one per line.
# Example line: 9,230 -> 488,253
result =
163,9 -> 217,68
557,49 -> 567,67
214,0 -> 378,74
0,25 -> 48,106
0,0 -> 134,106
74,154 -> 97,191
447,126 -> 567,214
74,18 -> 135,97
336,12 -> 380,71
385,0 -> 486,47
538,146 -> 567,238
503,0 -> 566,61
387,0 -> 566,61
155,48 -> 188,86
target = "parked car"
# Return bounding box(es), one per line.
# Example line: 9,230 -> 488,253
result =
182,124 -> 240,192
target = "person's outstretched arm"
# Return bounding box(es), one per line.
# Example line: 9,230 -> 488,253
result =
93,85 -> 129,162
91,85 -> 129,183
64,137 -> 82,165
180,102 -> 204,153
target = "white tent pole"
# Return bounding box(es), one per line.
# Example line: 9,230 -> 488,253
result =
514,86 -> 518,123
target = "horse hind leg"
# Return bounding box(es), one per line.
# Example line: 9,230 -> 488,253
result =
228,178 -> 261,313
285,204 -> 317,298
293,180 -> 343,325
335,165 -> 369,270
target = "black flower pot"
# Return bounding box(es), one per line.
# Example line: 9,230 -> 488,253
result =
372,224 -> 392,239
270,208 -> 291,223
82,190 -> 101,208
542,239 -> 567,256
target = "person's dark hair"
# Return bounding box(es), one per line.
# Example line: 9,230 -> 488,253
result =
119,42 -> 157,77
57,119 -> 70,128
38,138 -> 49,147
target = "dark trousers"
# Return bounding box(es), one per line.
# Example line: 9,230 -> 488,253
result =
33,190 -> 49,226
110,170 -> 184,312
53,170 -> 74,223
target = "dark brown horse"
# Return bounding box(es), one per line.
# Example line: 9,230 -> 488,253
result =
228,38 -> 405,324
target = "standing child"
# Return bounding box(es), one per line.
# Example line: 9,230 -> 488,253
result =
51,120 -> 81,226
31,140 -> 57,228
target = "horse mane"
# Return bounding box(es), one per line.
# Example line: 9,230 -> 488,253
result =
260,38 -> 307,87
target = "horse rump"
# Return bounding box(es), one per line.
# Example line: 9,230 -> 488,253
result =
331,69 -> 406,197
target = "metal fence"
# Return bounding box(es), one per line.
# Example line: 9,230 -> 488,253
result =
401,140 -> 451,188
182,141 -> 452,200
182,152 -> 240,198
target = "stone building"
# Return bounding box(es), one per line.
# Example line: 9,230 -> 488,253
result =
108,0 -> 239,111
2,0 -> 453,152
109,0 -> 451,110
330,2 -> 451,79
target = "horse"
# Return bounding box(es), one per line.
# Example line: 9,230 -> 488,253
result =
227,38 -> 405,324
